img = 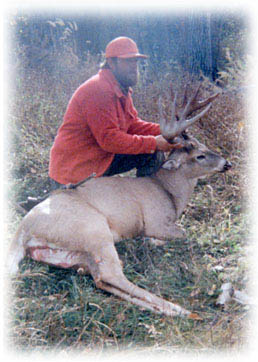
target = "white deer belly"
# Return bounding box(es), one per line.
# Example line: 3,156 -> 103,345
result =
26,238 -> 89,271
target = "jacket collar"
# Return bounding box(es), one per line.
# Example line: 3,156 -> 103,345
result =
99,69 -> 133,98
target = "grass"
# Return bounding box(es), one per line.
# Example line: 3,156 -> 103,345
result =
4,54 -> 251,357
6,211 -> 249,354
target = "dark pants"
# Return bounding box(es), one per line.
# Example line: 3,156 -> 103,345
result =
50,152 -> 164,190
103,152 -> 164,177
50,179 -> 63,190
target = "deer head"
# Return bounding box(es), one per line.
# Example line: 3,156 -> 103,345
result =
161,137 -> 231,178
157,84 -> 231,178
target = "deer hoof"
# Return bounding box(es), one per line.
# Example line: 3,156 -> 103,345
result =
149,238 -> 167,246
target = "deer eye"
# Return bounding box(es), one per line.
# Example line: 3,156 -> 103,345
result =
196,155 -> 206,160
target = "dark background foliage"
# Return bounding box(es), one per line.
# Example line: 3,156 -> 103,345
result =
9,10 -> 247,80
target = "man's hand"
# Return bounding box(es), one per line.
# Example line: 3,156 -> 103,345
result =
155,135 -> 183,152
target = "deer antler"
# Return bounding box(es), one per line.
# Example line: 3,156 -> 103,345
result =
158,84 -> 220,143
180,83 -> 220,118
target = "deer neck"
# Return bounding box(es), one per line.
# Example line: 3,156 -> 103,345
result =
152,169 -> 198,219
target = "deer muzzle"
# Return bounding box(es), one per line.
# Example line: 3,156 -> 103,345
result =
221,160 -> 232,172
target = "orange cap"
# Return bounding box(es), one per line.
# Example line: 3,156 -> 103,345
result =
105,37 -> 148,59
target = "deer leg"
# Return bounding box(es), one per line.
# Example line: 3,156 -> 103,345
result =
144,225 -> 186,247
93,242 -> 198,319
146,224 -> 186,243
148,238 -> 167,246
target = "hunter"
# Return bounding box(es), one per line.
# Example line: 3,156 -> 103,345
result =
48,36 -> 182,188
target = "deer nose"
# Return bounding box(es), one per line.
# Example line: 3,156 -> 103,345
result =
223,161 -> 232,172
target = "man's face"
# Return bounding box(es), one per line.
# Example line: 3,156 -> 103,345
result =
109,58 -> 139,88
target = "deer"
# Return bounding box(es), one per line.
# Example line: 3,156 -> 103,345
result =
7,84 -> 231,319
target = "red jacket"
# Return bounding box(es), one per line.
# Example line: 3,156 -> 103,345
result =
49,69 -> 160,184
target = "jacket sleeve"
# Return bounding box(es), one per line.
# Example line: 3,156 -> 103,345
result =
82,87 -> 157,155
128,118 -> 161,136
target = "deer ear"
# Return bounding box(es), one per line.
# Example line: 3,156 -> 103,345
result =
162,158 -> 181,170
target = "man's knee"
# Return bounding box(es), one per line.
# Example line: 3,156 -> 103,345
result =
49,178 -> 63,191
136,151 -> 165,177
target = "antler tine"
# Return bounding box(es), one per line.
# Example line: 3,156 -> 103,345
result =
158,96 -> 166,124
181,83 -> 220,119
182,102 -> 212,129
182,87 -> 188,108
182,82 -> 193,108
158,92 -> 179,142
180,83 -> 201,120
169,83 -> 175,99
169,85 -> 178,123
195,91 -> 220,111
158,96 -> 168,136
170,103 -> 212,137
